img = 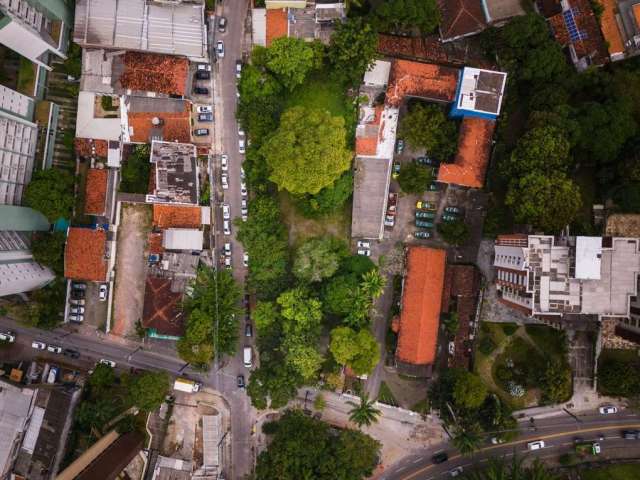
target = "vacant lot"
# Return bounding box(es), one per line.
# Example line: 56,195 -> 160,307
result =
581,464 -> 640,480
112,204 -> 151,338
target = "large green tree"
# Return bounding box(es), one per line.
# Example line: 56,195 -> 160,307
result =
504,125 -> 572,177
323,274 -> 361,316
399,103 -> 458,160
452,370 -> 487,410
374,0 -> 440,34
265,37 -> 323,91
261,106 -> 352,195
397,161 -> 433,194
328,17 -> 378,86
178,267 -> 242,367
437,219 -> 470,246
124,371 -> 170,412
24,169 -> 75,221
506,173 -> 582,232
255,410 -> 380,479
329,326 -> 380,376
294,171 -> 353,218
293,236 -> 347,283
31,231 -> 66,276
451,424 -> 482,456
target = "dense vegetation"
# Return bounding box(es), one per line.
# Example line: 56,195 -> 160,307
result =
24,169 -> 75,221
119,144 -> 151,194
597,349 -> 640,397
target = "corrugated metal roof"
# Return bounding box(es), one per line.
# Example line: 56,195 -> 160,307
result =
162,228 -> 203,251
202,414 -> 220,467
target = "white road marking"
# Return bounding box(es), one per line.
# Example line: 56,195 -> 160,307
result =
413,458 -> 423,464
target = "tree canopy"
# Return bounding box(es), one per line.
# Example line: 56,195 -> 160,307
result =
124,371 -> 170,412
329,326 -> 380,376
452,370 -> 488,410
120,144 -> 151,194
373,0 -> 440,34
265,37 -> 323,91
399,103 -> 458,160
293,236 -> 347,283
24,169 -> 75,221
437,220 -> 470,246
31,231 -> 66,276
504,125 -> 572,177
328,17 -> 378,86
294,171 -> 353,218
397,161 -> 433,194
261,106 -> 352,195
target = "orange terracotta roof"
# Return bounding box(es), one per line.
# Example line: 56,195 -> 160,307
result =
142,276 -> 184,337
600,0 -> 625,56
438,0 -> 487,41
266,8 -> 288,47
355,105 -> 384,156
355,137 -> 378,156
153,204 -> 202,229
74,138 -> 108,158
84,168 -> 108,216
128,104 -> 191,143
634,3 -> 640,27
396,246 -> 446,366
118,52 -> 188,96
438,118 -> 495,188
64,228 -> 108,282
147,232 -> 164,254
386,60 -> 459,108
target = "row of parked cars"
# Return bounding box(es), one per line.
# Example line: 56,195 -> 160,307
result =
67,282 -> 108,323
413,201 -> 464,239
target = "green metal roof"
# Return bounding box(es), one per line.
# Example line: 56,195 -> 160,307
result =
0,205 -> 51,232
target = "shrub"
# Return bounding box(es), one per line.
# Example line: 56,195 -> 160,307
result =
501,323 -> 518,336
478,336 -> 496,355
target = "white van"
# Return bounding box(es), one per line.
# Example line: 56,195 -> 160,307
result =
527,440 -> 545,450
243,346 -> 252,368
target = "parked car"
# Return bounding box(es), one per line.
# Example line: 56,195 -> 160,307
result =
432,452 -> 448,464
72,282 -> 87,291
599,406 -> 618,415
384,215 -> 395,227
623,430 -> 639,439
428,182 -> 439,191
99,359 -> 116,368
243,252 -> 249,267
217,16 -> 227,33
196,105 -> 212,114
0,332 -> 15,343
238,138 -> 246,154
357,248 -> 371,257
444,206 -> 463,214
237,374 -> 245,388
527,440 -> 545,450
216,40 -> 225,58
32,341 -> 46,350
490,437 -> 506,444
245,323 -> 252,337
236,60 -> 243,79
441,214 -> 459,222
357,240 -> 371,249
63,349 -> 80,359
68,314 -> 84,322
198,112 -> 213,122
414,231 -> 431,239
99,284 -> 108,301
416,201 -> 437,211
224,256 -> 232,269
222,203 -> 231,220
193,86 -> 209,95
223,220 -> 231,235
194,128 -> 209,136
224,242 -> 232,257
47,345 -> 62,354
417,156 -> 438,166
416,220 -> 434,228
70,306 -> 85,314
415,211 -> 436,219
221,174 -> 229,190
240,166 -> 245,179
392,162 -> 400,179
221,154 -> 228,171
395,139 -> 405,155
240,183 -> 248,197
196,70 -> 210,80
449,467 -> 463,477
197,64 -> 211,72
71,289 -> 85,300
70,298 -> 85,306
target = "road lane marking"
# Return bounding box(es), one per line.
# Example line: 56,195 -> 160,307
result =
401,423 -> 640,480
412,458 -> 422,464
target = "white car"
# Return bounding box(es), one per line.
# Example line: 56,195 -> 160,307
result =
0,332 -> 15,343
224,256 -> 232,269
236,60 -> 242,79
243,252 -> 249,267
216,40 -> 225,58
241,199 -> 247,209
599,406 -> 618,415
450,467 -> 464,477
99,283 -> 108,301
241,209 -> 248,222
222,203 -> 231,220
239,138 -> 246,154
196,105 -> 213,114
527,440 -> 545,451
47,345 -> 62,354
221,154 -> 228,171
240,166 -> 245,179
197,64 -> 212,72
68,314 -> 84,322
99,359 -> 116,368
357,240 -> 371,249
224,242 -> 232,257
238,126 -> 245,136
221,174 -> 229,190
357,249 -> 371,257
593,442 -> 601,454
70,306 -> 85,314
32,341 -> 46,350
223,220 -> 231,235
241,183 -> 248,197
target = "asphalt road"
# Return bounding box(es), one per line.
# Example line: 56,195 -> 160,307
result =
381,411 -> 640,480
208,2 -> 255,479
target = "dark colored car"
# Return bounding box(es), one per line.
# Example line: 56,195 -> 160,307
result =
416,156 -> 438,166
237,374 -> 245,388
415,211 -> 436,219
193,128 -> 209,136
193,86 -> 209,95
623,430 -> 639,439
432,452 -> 448,464
245,323 -> 253,337
196,70 -> 210,80
71,289 -> 85,299
218,16 -> 227,33
416,220 -> 434,229
395,139 -> 405,155
63,349 -> 80,359
198,113 -> 213,122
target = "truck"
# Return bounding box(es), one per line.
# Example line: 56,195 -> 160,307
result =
173,377 -> 202,393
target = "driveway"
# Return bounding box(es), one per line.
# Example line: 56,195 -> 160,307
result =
112,204 -> 151,338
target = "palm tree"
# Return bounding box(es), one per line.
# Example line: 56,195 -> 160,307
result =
347,392 -> 381,428
451,425 -> 482,456
361,270 -> 386,299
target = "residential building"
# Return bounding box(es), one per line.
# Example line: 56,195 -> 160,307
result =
0,205 -> 54,297
597,0 -> 640,61
0,380 -> 36,479
0,85 -> 38,206
147,141 -> 199,205
153,204 -> 208,230
494,234 -> 640,323
73,0 -> 208,61
0,0 -> 73,70
142,276 -> 185,340
449,67 -> 507,120
438,0 -> 524,42
393,246 -> 446,377
127,98 -> 192,144
63,227 -> 109,283
84,168 -> 109,218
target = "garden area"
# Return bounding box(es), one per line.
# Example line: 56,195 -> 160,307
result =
597,349 -> 640,397
475,322 -> 572,409
578,463 -> 640,480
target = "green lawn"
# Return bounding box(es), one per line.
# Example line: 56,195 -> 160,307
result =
17,57 -> 35,96
525,324 -> 567,357
581,464 -> 640,480
377,381 -> 399,407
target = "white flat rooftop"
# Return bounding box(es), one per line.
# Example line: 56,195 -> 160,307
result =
575,236 -> 602,280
